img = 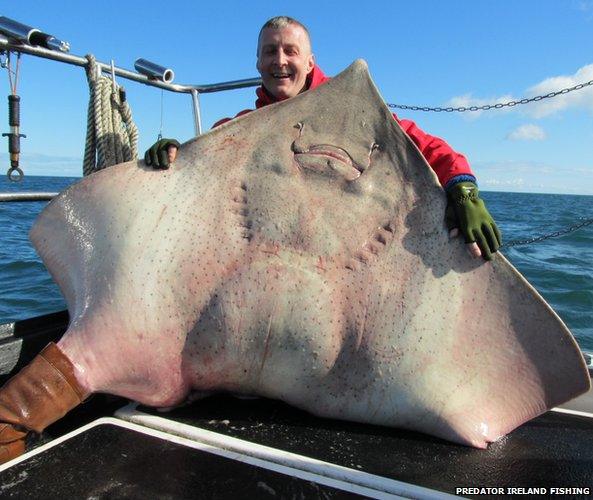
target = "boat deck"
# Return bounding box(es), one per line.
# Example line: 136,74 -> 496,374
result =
1,312 -> 592,498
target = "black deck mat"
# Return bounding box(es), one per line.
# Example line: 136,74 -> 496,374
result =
0,422 -> 363,499
137,395 -> 593,497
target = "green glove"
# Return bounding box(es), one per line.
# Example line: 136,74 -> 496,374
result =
144,138 -> 180,169
445,181 -> 502,261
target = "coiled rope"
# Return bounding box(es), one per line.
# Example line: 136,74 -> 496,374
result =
82,55 -> 138,176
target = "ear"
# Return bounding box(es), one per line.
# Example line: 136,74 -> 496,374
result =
306,53 -> 315,73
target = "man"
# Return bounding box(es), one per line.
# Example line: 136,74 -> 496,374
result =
146,16 -> 501,260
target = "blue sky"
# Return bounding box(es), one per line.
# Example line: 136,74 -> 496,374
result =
1,0 -> 592,194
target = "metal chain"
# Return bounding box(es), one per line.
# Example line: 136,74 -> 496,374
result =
386,79 -> 593,247
502,218 -> 593,248
388,79 -> 593,112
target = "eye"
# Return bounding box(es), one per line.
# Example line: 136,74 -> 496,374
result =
294,122 -> 304,132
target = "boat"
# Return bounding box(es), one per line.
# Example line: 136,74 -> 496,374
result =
1,310 -> 592,497
1,16 -> 592,498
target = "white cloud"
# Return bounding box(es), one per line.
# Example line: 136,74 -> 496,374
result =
446,63 -> 593,119
525,64 -> 593,118
480,178 -> 525,187
506,124 -> 546,141
445,93 -> 514,119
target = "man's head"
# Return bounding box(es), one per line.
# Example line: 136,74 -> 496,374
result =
256,16 -> 315,101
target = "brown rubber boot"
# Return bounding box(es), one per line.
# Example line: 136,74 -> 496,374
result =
0,343 -> 90,464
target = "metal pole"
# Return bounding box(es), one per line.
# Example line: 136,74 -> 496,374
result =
0,192 -> 58,202
193,77 -> 262,94
0,27 -> 262,185
0,36 -> 261,95
190,89 -> 202,136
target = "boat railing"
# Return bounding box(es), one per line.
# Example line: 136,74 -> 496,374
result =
0,192 -> 57,202
0,30 -> 262,137
0,15 -> 263,197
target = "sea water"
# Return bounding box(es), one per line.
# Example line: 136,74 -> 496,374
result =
1,175 -> 592,351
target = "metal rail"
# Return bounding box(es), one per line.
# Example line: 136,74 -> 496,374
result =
0,35 -> 262,135
0,30 -> 261,196
0,192 -> 58,202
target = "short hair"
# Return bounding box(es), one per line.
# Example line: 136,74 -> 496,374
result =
257,16 -> 312,56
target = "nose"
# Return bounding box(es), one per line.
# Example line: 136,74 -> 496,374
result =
274,49 -> 288,66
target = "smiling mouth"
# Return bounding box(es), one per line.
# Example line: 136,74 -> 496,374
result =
272,73 -> 292,80
293,145 -> 363,181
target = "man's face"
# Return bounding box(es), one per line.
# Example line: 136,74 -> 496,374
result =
256,25 -> 315,101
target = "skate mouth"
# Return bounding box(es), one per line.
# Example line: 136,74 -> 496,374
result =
294,145 -> 363,181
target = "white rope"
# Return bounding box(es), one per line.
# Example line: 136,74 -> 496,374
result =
83,54 -> 139,176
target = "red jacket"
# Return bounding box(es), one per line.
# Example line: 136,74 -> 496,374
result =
213,65 -> 475,188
